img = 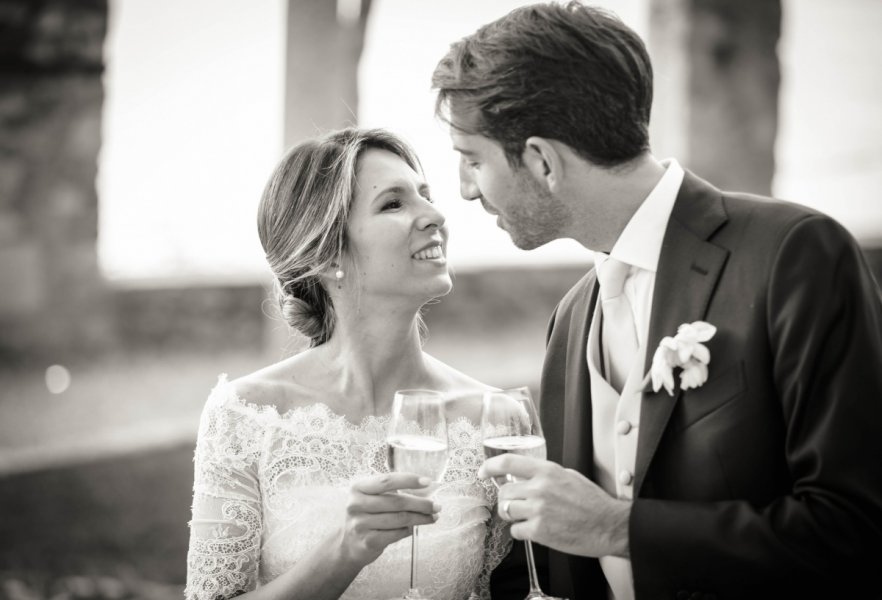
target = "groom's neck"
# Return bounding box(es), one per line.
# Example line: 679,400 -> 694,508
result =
565,152 -> 667,252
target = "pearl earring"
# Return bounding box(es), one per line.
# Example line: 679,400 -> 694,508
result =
335,269 -> 344,280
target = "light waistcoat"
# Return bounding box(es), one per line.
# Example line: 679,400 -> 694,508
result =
588,159 -> 684,600
587,299 -> 647,600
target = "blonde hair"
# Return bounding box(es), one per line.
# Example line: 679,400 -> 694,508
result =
257,128 -> 423,346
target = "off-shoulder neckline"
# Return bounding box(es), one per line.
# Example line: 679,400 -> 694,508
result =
210,373 -> 392,429
209,374 -> 486,437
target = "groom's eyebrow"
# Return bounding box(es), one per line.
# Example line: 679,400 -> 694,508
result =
452,145 -> 476,157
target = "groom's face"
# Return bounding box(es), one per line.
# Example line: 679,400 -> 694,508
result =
450,129 -> 568,250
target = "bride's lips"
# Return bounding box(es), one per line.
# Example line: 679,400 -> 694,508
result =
411,241 -> 446,263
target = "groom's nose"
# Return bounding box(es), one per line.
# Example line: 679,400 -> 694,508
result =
458,162 -> 481,201
460,180 -> 481,202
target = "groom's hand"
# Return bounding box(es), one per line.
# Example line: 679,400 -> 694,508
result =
479,455 -> 631,558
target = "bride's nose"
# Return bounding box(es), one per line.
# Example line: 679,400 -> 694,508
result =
415,200 -> 446,231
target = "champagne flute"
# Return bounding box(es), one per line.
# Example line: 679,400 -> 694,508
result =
482,386 -> 567,600
386,389 -> 449,600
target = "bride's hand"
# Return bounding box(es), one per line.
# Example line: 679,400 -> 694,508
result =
339,473 -> 440,567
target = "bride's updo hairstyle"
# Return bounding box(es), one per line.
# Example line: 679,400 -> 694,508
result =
257,127 -> 423,347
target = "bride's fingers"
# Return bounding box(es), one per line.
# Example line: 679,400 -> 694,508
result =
359,510 -> 439,530
353,473 -> 431,496
368,528 -> 413,549
354,491 -> 438,515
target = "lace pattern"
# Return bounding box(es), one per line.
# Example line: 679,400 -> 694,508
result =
185,375 -> 511,600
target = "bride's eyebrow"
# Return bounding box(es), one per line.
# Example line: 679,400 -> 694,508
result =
371,181 -> 429,203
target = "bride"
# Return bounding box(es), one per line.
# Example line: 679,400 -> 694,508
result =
184,128 -> 510,600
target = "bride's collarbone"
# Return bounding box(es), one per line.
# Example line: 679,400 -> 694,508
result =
234,353 -> 489,423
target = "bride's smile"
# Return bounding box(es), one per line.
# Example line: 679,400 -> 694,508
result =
342,147 -> 452,302
411,241 -> 445,263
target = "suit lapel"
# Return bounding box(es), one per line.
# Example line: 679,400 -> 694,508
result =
562,274 -> 599,476
634,172 -> 730,495
558,275 -> 603,600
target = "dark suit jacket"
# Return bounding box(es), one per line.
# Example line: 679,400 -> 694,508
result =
494,172 -> 882,600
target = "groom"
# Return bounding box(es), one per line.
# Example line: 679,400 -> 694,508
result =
432,2 -> 882,599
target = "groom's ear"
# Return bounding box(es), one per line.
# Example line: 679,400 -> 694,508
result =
522,136 -> 562,192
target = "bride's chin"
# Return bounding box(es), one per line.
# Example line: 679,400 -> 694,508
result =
433,274 -> 454,297
414,276 -> 453,303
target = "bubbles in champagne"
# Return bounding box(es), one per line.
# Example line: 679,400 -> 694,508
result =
387,434 -> 449,482
482,435 -> 547,460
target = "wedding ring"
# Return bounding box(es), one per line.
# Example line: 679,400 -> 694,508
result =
501,499 -> 513,521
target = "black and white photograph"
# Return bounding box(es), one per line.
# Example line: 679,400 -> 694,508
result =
1,1 -> 881,599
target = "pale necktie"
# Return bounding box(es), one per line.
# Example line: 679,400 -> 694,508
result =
598,258 -> 639,394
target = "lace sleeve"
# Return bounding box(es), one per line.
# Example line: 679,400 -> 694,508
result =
185,378 -> 265,600
472,479 -> 513,600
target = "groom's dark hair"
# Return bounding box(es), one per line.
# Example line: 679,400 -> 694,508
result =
432,1 -> 653,168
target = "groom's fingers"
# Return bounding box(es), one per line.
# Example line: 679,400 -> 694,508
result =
495,480 -> 531,503
479,454 -> 547,481
497,497 -> 527,522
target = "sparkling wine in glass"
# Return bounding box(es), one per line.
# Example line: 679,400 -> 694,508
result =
386,389 -> 449,600
482,386 -> 567,600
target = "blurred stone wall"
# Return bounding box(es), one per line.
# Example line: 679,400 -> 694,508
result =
650,0 -> 781,195
113,283 -> 268,355
0,0 -> 113,363
0,2 -> 268,365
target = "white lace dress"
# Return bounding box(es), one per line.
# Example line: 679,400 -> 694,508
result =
185,375 -> 510,600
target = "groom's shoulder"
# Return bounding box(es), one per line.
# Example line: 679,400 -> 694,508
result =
684,170 -> 828,235
554,269 -> 596,318
715,188 -> 857,249
721,188 -> 827,230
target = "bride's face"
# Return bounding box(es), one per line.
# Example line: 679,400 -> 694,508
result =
343,148 -> 452,303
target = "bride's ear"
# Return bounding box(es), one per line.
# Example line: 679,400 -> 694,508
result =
522,136 -> 563,193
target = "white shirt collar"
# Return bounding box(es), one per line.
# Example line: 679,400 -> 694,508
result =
593,158 -> 685,274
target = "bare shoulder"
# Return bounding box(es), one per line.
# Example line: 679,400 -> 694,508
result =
423,353 -> 494,424
228,349 -> 325,412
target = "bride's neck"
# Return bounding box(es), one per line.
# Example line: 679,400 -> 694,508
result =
317,304 -> 429,415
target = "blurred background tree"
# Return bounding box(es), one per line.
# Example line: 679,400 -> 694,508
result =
1,0 -> 880,597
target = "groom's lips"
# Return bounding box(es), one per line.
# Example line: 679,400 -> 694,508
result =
480,199 -> 499,216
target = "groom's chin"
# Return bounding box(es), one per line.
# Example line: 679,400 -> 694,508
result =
510,233 -> 550,251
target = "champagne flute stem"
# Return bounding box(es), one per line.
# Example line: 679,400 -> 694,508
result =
524,540 -> 543,594
409,524 -> 420,595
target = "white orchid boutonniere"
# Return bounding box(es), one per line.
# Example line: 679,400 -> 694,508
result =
646,321 -> 717,396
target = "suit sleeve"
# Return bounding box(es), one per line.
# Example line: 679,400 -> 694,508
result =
629,215 -> 882,594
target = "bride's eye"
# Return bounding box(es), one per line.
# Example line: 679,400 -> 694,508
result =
382,199 -> 402,211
